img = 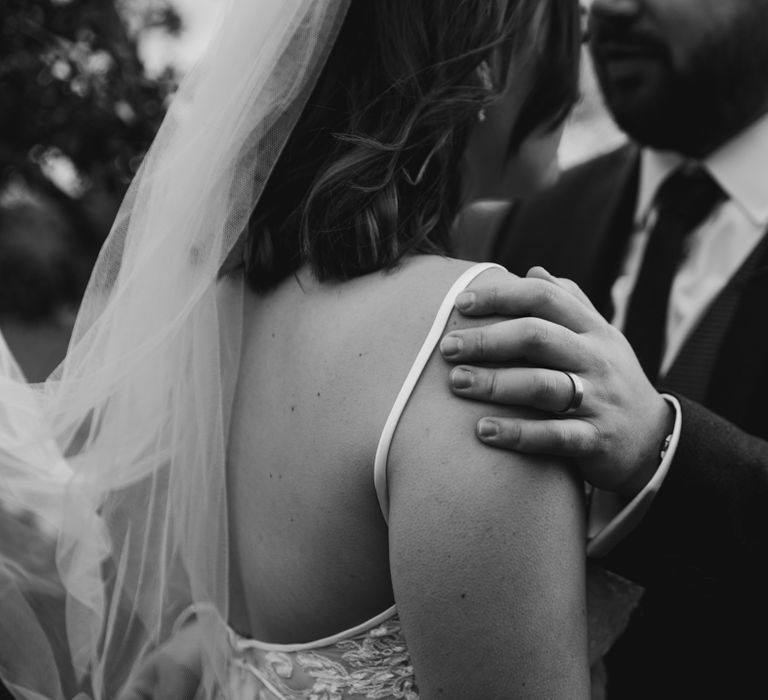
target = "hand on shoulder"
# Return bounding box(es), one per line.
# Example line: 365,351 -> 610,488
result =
439,266 -> 674,499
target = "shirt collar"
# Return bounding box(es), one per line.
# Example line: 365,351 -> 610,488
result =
636,112 -> 768,228
635,149 -> 682,225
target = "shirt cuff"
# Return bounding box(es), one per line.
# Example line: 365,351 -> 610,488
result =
586,394 -> 682,559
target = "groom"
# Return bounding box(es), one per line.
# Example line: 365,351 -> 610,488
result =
441,0 -> 768,697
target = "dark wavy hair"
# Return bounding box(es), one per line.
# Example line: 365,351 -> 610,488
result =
244,0 -> 581,292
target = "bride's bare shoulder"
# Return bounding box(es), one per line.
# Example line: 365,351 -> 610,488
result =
356,255 -> 510,330
238,255 -> 513,374
366,256 -> 513,337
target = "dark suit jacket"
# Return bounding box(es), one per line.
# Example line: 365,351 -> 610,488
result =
493,144 -> 768,699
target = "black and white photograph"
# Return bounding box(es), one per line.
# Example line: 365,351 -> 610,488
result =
0,1 -> 767,698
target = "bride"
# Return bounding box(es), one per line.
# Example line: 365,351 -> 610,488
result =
0,0 -> 599,698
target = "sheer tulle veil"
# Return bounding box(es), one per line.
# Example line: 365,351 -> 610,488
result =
0,0 -> 350,697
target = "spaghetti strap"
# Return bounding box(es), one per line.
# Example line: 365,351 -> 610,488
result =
373,262 -> 505,523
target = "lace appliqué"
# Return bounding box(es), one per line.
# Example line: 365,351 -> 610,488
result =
229,615 -> 418,700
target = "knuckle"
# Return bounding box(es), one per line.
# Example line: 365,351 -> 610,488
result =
487,284 -> 499,311
550,421 -> 571,450
523,318 -> 549,350
538,279 -> 559,308
524,277 -> 557,312
582,422 -> 607,457
474,327 -> 487,357
530,370 -> 557,404
478,325 -> 503,358
572,427 -> 596,454
591,353 -> 610,378
499,419 -> 523,446
592,424 -> 613,459
487,370 -> 502,402
603,323 -> 624,347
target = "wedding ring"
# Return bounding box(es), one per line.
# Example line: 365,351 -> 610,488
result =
556,371 -> 584,414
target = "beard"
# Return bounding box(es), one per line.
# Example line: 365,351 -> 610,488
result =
589,7 -> 768,157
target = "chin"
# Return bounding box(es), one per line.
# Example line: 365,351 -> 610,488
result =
595,62 -> 688,146
595,55 -> 764,156
608,91 -> 727,156
602,81 -> 693,152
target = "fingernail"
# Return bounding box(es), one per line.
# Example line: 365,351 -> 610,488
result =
440,335 -> 463,358
455,291 -> 475,312
450,367 -> 473,390
477,419 -> 499,439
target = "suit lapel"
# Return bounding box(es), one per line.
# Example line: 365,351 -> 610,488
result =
706,240 -> 768,433
578,147 -> 640,318
493,144 -> 641,319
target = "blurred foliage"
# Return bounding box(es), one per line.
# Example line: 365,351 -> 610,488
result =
0,0 -> 181,319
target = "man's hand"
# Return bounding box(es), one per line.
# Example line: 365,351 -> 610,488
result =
117,621 -> 203,700
439,267 -> 674,499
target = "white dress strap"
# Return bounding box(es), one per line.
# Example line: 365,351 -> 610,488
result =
373,262 -> 505,523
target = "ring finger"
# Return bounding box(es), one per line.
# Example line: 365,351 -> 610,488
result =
449,365 -> 587,414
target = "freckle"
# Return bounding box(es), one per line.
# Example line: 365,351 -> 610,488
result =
358,353 -> 363,358
317,392 -> 321,397
269,473 -> 273,479
271,332 -> 275,339
291,405 -> 295,412
278,474 -> 282,480
460,593 -> 467,599
290,517 -> 294,523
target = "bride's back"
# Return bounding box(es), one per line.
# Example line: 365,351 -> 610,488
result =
225,252 -> 591,699
220,1 -> 588,694
226,255 -> 477,643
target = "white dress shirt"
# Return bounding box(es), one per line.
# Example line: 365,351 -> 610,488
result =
587,112 -> 768,556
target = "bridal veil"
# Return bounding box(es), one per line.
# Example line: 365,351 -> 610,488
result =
0,0 -> 350,697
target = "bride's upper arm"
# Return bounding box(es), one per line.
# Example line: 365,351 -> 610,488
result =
386,296 -> 589,699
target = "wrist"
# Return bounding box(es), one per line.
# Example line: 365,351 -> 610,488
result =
617,397 -> 676,499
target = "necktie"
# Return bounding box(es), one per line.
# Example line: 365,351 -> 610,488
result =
623,165 -> 726,383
